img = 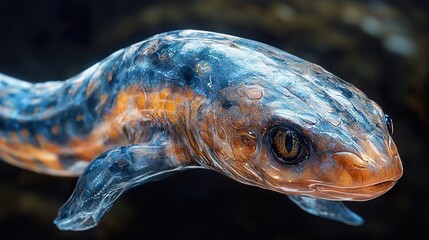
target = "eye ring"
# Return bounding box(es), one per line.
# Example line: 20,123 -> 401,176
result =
270,127 -> 308,165
384,114 -> 394,136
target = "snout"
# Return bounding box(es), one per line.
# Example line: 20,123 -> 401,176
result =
315,137 -> 403,201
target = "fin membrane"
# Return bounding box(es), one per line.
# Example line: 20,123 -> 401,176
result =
288,195 -> 364,226
54,143 -> 187,231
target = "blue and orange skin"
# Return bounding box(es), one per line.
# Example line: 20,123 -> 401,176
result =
0,30 -> 402,230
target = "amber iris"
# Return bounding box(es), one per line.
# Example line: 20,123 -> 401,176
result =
272,128 -> 303,164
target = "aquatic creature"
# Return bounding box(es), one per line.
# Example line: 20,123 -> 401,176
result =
0,30 -> 403,230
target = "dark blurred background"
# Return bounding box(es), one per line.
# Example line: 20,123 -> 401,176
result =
0,0 -> 427,239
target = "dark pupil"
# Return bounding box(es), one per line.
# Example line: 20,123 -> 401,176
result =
272,128 -> 303,164
285,132 -> 293,153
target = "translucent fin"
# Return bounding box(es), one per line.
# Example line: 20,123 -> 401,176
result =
288,195 -> 364,226
54,143 -> 189,231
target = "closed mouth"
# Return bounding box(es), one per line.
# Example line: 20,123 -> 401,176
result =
311,180 -> 397,201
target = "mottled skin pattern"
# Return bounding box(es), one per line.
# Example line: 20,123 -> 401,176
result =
0,30 -> 402,230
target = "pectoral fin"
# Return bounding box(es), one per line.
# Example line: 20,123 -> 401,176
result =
288,195 -> 364,226
54,142 -> 191,231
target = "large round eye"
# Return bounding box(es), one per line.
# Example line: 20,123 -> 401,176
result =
384,114 -> 394,136
271,127 -> 306,164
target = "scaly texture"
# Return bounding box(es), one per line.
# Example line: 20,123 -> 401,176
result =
0,30 -> 402,230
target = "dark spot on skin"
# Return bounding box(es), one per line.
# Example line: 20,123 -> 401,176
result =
221,99 -> 233,109
338,86 -> 353,99
86,93 -> 98,111
147,53 -> 159,65
62,106 -> 94,136
0,117 -> 4,131
178,65 -> 194,83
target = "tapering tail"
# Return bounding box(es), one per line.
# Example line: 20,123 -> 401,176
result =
0,47 -> 132,177
0,70 -> 104,176
0,73 -> 66,118
0,73 -> 33,88
0,73 -> 82,176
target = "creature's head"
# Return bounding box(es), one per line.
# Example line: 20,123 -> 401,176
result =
185,31 -> 403,201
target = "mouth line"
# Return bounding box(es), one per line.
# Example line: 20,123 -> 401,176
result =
314,180 -> 396,189
312,180 -> 397,200
304,180 -> 399,201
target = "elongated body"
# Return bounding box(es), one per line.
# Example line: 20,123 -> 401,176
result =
0,30 -> 402,230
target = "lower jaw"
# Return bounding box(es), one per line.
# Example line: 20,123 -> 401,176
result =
309,180 -> 397,201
